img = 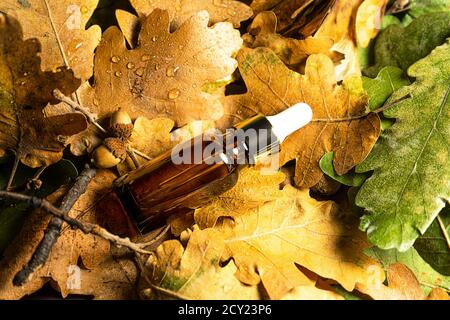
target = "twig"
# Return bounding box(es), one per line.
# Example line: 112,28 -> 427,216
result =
53,90 -> 152,161
127,147 -> 142,169
53,89 -> 106,134
0,190 -> 153,260
6,155 -> 19,191
12,165 -> 97,286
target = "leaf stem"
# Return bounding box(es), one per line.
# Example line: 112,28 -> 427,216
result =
6,155 -> 20,191
437,215 -> 450,250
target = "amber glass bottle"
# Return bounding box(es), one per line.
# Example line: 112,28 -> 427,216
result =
99,104 -> 312,236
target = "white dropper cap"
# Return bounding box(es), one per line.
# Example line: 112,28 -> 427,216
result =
267,103 -> 313,143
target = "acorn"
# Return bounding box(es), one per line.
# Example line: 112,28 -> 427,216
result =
110,109 -> 134,140
91,138 -> 128,169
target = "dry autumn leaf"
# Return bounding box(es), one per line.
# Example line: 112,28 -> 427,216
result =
194,169 -> 385,299
357,263 -> 450,300
0,0 -> 101,81
141,228 -> 262,300
0,13 -> 87,168
243,11 -> 334,67
0,171 -> 138,299
221,48 -> 380,188
250,0 -> 335,38
128,0 -> 253,30
79,9 -> 242,126
355,0 -> 388,48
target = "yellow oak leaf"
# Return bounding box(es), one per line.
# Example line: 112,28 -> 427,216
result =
195,169 -> 385,299
129,0 -> 253,30
0,0 -> 101,81
281,286 -> 344,300
79,9 -> 242,126
142,228 -> 262,300
221,48 -> 380,188
0,13 -> 87,167
0,171 -> 138,300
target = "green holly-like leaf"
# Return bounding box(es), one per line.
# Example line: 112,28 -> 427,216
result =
414,206 -> 450,276
356,41 -> 450,251
367,246 -> 450,294
363,66 -> 410,111
364,12 -> 450,78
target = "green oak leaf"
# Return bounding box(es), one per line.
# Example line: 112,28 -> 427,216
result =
364,12 -> 450,77
406,0 -> 450,23
356,41 -> 450,251
414,206 -> 450,275
367,246 -> 450,294
319,152 -> 368,187
363,66 -> 410,111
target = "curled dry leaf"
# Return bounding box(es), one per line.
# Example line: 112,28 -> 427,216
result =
0,13 -> 87,167
243,11 -> 334,67
0,171 -> 138,299
355,0 -> 388,48
129,0 -> 253,30
194,169 -> 385,299
250,0 -> 335,38
0,0 -> 101,81
221,48 -> 380,188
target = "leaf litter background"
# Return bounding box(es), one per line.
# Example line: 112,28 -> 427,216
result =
0,0 -> 449,300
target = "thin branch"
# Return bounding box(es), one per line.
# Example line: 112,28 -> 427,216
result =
127,147 -> 142,169
13,165 -> 97,286
53,90 -> 152,161
6,155 -> 20,191
0,191 -> 154,256
53,89 -> 106,134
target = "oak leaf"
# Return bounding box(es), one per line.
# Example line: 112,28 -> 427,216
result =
142,228 -> 262,300
79,9 -> 242,126
194,169 -> 385,299
356,42 -> 450,251
221,48 -> 380,188
355,0 -> 388,48
0,170 -> 138,299
128,0 -> 253,30
0,0 -> 101,81
0,13 -> 87,167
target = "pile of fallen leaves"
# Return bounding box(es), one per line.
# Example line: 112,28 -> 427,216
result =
0,0 -> 449,300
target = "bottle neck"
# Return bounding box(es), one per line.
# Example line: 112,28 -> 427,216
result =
234,114 -> 280,164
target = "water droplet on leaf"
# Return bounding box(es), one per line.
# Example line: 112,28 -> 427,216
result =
168,89 -> 180,100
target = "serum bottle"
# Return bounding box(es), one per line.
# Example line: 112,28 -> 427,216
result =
99,103 -> 313,236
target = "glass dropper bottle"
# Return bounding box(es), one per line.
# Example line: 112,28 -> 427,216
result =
98,103 -> 313,236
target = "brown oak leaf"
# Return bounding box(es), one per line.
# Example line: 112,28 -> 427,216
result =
0,0 -> 101,81
129,0 -> 253,30
0,13 -> 87,168
221,48 -> 380,188
79,9 -> 242,127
